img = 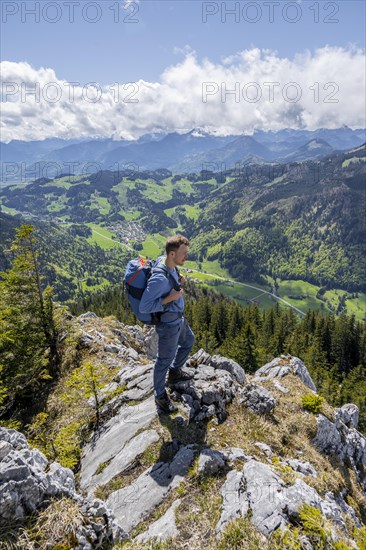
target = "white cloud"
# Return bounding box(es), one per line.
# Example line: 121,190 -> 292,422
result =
0,45 -> 365,142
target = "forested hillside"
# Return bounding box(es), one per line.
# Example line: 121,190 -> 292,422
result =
1,145 -> 365,302
188,145 -> 365,291
0,213 -> 130,301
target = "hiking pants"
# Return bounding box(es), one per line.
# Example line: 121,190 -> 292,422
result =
154,317 -> 195,398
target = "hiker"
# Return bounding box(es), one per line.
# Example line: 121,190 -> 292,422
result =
139,235 -> 195,414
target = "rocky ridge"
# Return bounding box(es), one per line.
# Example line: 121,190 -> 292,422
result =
1,312 -> 365,549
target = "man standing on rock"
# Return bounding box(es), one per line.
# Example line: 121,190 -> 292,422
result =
139,235 -> 195,414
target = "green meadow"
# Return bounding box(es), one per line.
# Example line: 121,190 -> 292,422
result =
86,224 -> 124,249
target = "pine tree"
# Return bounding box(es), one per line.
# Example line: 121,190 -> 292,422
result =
230,322 -> 258,373
0,225 -> 60,416
210,301 -> 227,345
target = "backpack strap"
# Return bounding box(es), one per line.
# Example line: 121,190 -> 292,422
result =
153,264 -> 181,292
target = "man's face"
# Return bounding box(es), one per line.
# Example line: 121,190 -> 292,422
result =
172,244 -> 189,266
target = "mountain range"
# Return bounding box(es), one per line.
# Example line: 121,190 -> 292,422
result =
1,126 -> 365,181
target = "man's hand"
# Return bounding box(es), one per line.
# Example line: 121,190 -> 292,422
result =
162,288 -> 183,305
179,275 -> 186,285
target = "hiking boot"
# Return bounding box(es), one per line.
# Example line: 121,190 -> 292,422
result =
155,392 -> 178,415
167,368 -> 194,385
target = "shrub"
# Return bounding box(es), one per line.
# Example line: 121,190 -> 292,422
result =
301,394 -> 324,414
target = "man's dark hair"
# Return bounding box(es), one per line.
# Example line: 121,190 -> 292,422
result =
166,235 -> 189,255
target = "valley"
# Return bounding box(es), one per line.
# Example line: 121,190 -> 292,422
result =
1,139 -> 365,320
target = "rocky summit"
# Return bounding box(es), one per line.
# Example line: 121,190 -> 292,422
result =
1,312 -> 365,549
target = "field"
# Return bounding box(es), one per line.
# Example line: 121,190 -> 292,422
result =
85,223 -> 124,249
181,259 -> 365,320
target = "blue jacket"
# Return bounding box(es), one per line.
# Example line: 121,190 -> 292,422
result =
139,256 -> 184,323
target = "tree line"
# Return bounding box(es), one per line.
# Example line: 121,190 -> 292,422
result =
71,278 -> 366,432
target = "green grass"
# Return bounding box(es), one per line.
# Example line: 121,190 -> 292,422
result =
200,259 -> 231,278
264,174 -> 286,187
111,179 -> 136,203
324,289 -> 366,321
140,233 -> 166,258
183,262 -> 365,319
85,224 -> 124,249
164,207 -> 176,217
174,178 -> 196,195
91,194 -> 110,215
43,178 -> 72,190
183,205 -> 201,220
138,178 -> 173,202
47,200 -> 67,212
122,210 -> 141,220
345,293 -> 366,320
277,280 -> 326,313
50,263 -> 73,278
212,283 -> 280,310
81,277 -> 110,291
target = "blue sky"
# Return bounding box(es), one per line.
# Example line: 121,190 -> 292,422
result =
1,1 -> 365,140
2,0 -> 365,83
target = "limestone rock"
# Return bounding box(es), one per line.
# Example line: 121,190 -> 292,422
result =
0,427 -> 28,450
170,360 -> 239,424
255,355 -> 317,392
216,469 -> 249,534
198,449 -> 226,475
273,380 -> 289,393
336,403 -> 359,429
313,415 -> 343,456
238,384 -> 276,414
0,440 -> 13,461
87,429 -> 160,496
135,499 -> 181,543
78,311 -> 98,320
313,414 -> 366,488
123,324 -> 145,344
143,326 -> 158,360
118,347 -> 140,361
107,445 -> 195,533
210,355 -> 246,385
219,447 -> 252,463
104,343 -> 121,354
254,442 -> 273,457
187,348 -> 212,366
80,397 -> 157,490
242,460 -> 288,535
0,428 -> 126,546
217,459 -> 361,539
79,330 -> 95,348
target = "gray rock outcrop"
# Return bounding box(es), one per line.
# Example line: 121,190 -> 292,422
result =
254,355 -> 317,392
106,445 -> 195,533
0,428 -> 126,547
135,499 -> 181,543
282,459 -> 317,477
237,383 -> 276,414
210,355 -> 247,384
198,449 -> 226,475
335,403 -> 359,429
312,413 -> 366,486
80,397 -> 157,492
217,458 -> 362,538
170,349 -> 245,423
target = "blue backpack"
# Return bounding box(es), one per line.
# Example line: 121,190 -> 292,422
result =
124,257 -> 181,325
